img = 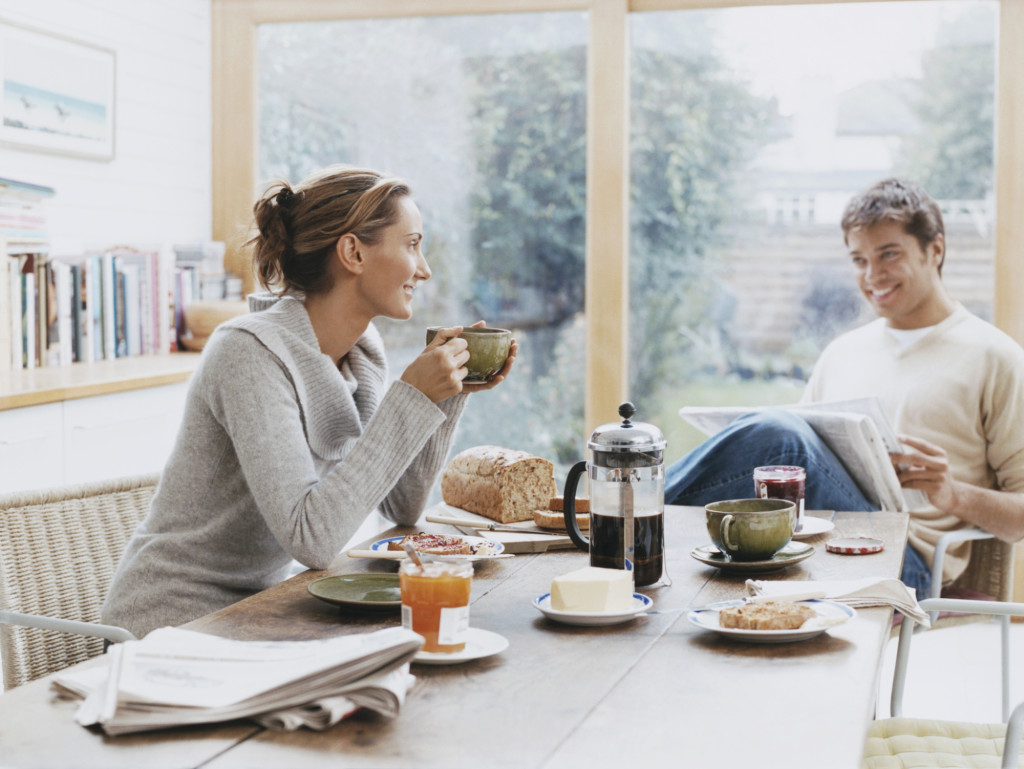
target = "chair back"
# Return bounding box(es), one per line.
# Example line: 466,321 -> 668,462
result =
0,474 -> 158,689
951,536 -> 1015,602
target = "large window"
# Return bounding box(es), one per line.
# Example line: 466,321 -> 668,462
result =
629,1 -> 997,462
258,13 -> 588,481
214,0 -> 1023,479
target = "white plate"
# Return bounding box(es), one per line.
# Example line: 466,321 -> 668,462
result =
533,593 -> 653,626
687,599 -> 855,643
369,536 -> 506,562
792,516 -> 835,539
413,627 -> 509,665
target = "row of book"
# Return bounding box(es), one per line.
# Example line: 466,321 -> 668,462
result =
1,247 -> 206,371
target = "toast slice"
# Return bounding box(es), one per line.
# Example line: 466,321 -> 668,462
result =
718,600 -> 817,630
387,533 -> 472,555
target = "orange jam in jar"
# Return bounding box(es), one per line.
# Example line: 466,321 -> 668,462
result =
399,559 -> 472,653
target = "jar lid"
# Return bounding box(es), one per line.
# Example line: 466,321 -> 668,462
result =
588,402 -> 666,453
825,536 -> 885,555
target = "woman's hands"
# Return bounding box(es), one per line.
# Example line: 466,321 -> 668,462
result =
399,321 -> 517,403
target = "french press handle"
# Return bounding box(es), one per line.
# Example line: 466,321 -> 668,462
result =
562,460 -> 589,552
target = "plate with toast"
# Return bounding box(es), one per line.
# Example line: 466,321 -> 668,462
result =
365,534 -> 508,562
687,598 -> 855,643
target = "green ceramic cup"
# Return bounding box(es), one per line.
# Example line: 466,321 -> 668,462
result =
705,498 -> 796,561
426,326 -> 512,382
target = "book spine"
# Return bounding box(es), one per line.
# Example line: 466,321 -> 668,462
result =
0,252 -> 9,372
36,257 -> 48,367
22,270 -> 35,370
70,263 -> 83,363
8,256 -> 21,370
101,252 -> 116,360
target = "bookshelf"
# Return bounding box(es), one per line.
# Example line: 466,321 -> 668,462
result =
0,179 -> 205,491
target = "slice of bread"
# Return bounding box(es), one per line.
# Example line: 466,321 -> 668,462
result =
533,509 -> 590,531
718,600 -> 817,630
547,495 -> 590,513
387,533 -> 472,555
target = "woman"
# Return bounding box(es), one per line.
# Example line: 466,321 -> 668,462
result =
103,165 -> 516,638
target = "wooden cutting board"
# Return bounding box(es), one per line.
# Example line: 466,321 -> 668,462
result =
423,503 -> 577,553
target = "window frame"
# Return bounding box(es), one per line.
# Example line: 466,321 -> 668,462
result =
212,0 -> 1024,434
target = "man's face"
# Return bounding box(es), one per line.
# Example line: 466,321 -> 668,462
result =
847,221 -> 946,329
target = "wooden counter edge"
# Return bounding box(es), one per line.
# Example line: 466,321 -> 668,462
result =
0,353 -> 202,410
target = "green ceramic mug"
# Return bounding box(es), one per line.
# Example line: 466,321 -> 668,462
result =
426,326 -> 512,383
705,498 -> 796,561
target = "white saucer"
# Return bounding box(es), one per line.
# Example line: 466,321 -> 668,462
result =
413,627 -> 509,665
792,516 -> 835,539
687,599 -> 855,644
533,593 -> 653,626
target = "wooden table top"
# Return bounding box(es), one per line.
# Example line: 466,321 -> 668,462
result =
0,506 -> 908,769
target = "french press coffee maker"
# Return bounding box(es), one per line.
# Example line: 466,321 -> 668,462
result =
563,402 -> 667,587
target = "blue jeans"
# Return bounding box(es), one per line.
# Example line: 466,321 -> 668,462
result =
666,409 -> 932,595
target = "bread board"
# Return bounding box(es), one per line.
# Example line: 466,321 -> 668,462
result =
424,503 -> 576,553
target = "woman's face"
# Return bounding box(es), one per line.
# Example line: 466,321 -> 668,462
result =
356,196 -> 430,321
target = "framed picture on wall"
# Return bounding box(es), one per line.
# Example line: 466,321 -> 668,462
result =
0,21 -> 115,160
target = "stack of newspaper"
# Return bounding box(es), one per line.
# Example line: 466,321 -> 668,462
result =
52,625 -> 423,735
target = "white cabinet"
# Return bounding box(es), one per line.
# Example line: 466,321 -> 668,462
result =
0,402 -> 64,493
0,382 -> 188,494
63,383 -> 188,485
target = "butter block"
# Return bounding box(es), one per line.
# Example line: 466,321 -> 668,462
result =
550,566 -> 634,612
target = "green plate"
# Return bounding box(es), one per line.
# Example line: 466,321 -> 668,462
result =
307,573 -> 402,611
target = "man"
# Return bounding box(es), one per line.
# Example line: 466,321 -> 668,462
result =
666,178 -> 1024,595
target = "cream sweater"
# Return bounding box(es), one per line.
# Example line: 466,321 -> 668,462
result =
103,295 -> 465,637
803,304 -> 1024,583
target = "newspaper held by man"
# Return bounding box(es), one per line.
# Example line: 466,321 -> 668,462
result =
679,396 -> 929,512
52,625 -> 422,735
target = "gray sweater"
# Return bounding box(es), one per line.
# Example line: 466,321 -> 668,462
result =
102,294 -> 466,638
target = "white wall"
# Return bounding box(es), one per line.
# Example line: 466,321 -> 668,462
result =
0,0 -> 211,253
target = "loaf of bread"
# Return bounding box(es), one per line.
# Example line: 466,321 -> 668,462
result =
441,446 -> 556,524
719,600 -> 817,630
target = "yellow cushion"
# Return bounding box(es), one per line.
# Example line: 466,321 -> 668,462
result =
863,717 -> 1023,768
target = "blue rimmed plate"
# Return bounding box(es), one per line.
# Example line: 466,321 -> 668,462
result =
369,536 -> 506,562
533,592 -> 653,626
687,599 -> 855,643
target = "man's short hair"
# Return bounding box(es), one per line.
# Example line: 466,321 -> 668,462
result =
840,178 -> 945,270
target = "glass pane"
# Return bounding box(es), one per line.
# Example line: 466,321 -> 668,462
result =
630,1 -> 997,463
258,13 -> 588,485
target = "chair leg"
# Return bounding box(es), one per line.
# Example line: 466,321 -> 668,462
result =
1003,699 -> 1024,769
1002,614 -> 1011,722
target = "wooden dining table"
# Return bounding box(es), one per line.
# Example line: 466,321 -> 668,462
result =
0,505 -> 909,769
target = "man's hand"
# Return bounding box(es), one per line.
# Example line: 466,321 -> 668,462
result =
890,434 -> 1024,542
890,434 -> 960,511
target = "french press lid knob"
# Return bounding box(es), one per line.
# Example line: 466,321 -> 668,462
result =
587,401 -> 666,454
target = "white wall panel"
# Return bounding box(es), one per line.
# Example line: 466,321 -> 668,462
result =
0,0 -> 212,250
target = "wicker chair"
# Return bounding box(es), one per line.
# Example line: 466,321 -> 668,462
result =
0,473 -> 158,689
865,597 -> 1024,769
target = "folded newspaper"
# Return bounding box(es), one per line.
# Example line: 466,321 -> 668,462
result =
52,626 -> 422,736
679,397 -> 929,512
